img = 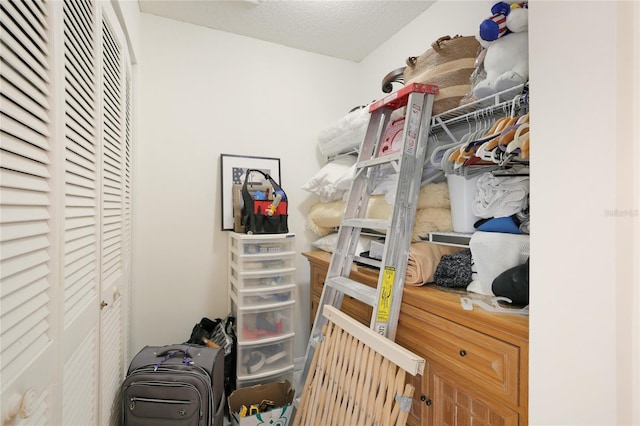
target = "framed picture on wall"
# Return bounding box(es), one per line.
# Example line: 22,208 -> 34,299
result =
220,154 -> 281,231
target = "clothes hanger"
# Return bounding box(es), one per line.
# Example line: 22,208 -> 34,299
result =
506,122 -> 530,154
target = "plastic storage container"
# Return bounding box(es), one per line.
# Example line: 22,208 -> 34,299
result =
447,173 -> 481,233
230,281 -> 295,306
231,297 -> 295,342
236,335 -> 295,378
230,268 -> 296,290
230,233 -> 296,255
228,232 -> 297,389
236,366 -> 294,389
230,252 -> 295,272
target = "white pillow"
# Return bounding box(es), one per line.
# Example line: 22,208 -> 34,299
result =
312,233 -> 380,255
301,156 -> 356,202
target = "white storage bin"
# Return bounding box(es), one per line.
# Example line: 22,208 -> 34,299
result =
231,297 -> 295,342
447,173 -> 481,234
236,366 -> 294,389
230,233 -> 296,255
230,252 -> 296,272
230,268 -> 295,290
236,335 -> 294,378
231,281 -> 295,307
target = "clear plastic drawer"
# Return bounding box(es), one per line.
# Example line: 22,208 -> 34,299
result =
230,282 -> 295,307
236,335 -> 294,379
230,297 -> 295,342
230,233 -> 296,255
230,268 -> 295,290
236,366 -> 294,389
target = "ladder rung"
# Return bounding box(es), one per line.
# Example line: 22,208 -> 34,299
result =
325,277 -> 377,307
341,218 -> 389,230
353,255 -> 382,269
357,152 -> 402,169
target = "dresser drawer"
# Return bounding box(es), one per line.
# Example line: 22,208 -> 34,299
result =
399,304 -> 519,406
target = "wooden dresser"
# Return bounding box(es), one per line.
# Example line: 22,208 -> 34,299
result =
303,251 -> 529,426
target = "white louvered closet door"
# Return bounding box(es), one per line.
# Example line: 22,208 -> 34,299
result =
60,0 -> 101,424
98,4 -> 129,426
1,0 -> 57,423
1,1 -> 132,424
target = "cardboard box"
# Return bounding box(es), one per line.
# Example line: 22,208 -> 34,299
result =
228,379 -> 295,426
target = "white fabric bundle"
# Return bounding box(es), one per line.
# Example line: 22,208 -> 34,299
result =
317,107 -> 370,157
467,231 -> 530,296
471,172 -> 529,218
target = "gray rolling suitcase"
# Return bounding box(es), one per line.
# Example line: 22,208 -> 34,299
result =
121,344 -> 225,426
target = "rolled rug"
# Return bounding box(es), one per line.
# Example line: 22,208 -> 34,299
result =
405,242 -> 464,286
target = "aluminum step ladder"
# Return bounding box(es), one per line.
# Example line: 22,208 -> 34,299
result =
298,83 -> 439,394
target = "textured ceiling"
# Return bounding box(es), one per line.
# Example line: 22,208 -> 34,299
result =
138,0 -> 435,62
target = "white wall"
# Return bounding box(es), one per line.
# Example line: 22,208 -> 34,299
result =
132,13 -> 360,358
528,2 -> 638,425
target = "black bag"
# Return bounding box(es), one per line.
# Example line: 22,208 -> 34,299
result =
187,316 -> 238,399
241,169 -> 288,234
121,344 -> 225,426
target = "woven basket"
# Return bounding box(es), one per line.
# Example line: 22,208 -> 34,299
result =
403,35 -> 480,115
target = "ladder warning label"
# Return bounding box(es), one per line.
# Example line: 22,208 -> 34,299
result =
376,266 -> 395,322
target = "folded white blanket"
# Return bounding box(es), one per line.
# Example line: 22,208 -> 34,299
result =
472,173 -> 529,219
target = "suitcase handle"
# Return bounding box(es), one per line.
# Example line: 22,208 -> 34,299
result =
153,345 -> 195,371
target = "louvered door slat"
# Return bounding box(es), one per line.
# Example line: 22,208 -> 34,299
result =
1,80 -> 50,124
0,186 -> 50,205
0,131 -> 50,164
0,262 -> 48,297
0,166 -> 49,192
65,86 -> 96,128
1,62 -> 50,108
65,245 -> 95,273
2,316 -> 50,370
100,295 -> 122,426
0,26 -> 48,80
0,221 -> 49,243
1,2 -> 48,59
65,182 -> 96,199
0,250 -> 49,281
0,204 -> 49,223
1,114 -> 49,149
22,0 -> 49,30
0,34 -> 50,94
0,98 -> 50,136
63,332 -> 97,426
0,149 -> 50,178
12,0 -> 48,40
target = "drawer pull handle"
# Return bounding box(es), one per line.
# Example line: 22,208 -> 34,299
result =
426,398 -> 433,406
459,349 -> 467,357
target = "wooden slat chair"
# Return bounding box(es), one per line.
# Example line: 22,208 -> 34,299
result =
294,306 -> 425,426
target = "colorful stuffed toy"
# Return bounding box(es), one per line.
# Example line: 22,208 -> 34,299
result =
473,1 -> 529,99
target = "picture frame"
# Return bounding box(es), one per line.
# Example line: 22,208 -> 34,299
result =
220,154 -> 281,231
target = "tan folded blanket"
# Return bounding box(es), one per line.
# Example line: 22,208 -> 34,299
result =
306,188 -> 454,241
405,242 -> 464,286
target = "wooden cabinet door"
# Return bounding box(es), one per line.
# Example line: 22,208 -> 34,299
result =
406,363 -> 430,426
429,364 -> 519,426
